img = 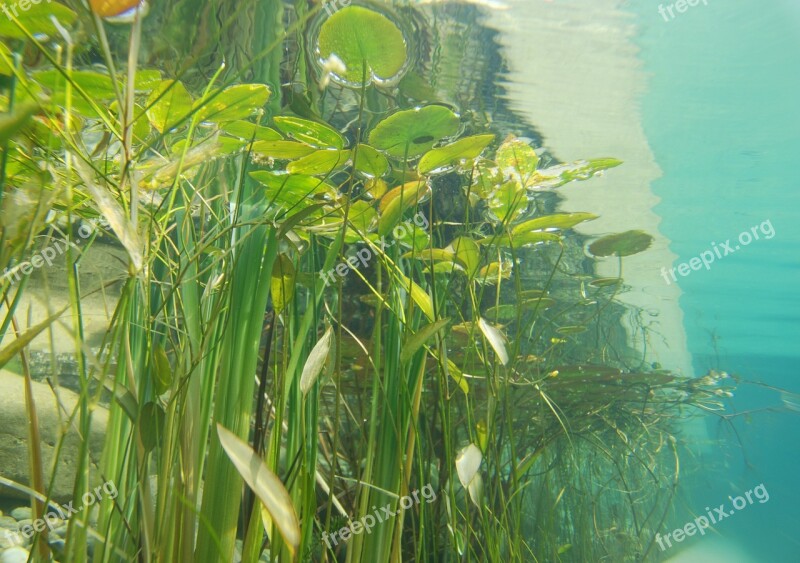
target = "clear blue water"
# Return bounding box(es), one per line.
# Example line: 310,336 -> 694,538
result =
631,1 -> 800,560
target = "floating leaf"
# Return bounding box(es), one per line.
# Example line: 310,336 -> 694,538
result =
146,80 -> 193,133
478,318 -> 509,366
300,326 -> 333,395
418,134 -> 495,174
221,120 -> 282,141
369,106 -> 460,158
195,84 -> 270,123
274,116 -> 344,149
353,144 -> 389,177
528,158 -> 623,189
250,140 -> 317,159
287,149 -> 347,175
271,254 -> 296,316
317,6 -> 407,84
588,230 -> 654,257
401,319 -> 449,363
216,425 -> 301,556
511,212 -> 598,234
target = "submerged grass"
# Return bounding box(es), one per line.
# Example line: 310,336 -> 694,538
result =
0,2 -> 754,562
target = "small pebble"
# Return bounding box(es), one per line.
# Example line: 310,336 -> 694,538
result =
0,517 -> 16,529
13,520 -> 32,532
0,547 -> 30,563
9,508 -> 31,522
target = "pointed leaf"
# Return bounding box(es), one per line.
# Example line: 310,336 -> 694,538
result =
273,116 -> 344,149
400,318 -> 449,363
287,149 -> 347,175
418,134 -> 494,174
300,326 -> 334,395
216,425 -> 301,556
456,444 -> 482,489
353,144 -> 389,177
512,212 -> 598,234
478,318 -> 509,366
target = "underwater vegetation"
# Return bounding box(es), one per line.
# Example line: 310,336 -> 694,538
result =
1,1 -> 779,562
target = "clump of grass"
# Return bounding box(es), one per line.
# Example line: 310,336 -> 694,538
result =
0,3 -> 748,563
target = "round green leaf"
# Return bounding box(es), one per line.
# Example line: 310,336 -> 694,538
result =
317,6 -> 407,84
588,230 -> 654,257
418,134 -> 495,174
369,106 -> 460,159
353,144 -> 389,177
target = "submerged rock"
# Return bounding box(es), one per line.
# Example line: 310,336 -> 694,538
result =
0,370 -> 108,503
0,547 -> 29,563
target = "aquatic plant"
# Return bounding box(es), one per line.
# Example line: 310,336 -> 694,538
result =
0,2 -> 754,563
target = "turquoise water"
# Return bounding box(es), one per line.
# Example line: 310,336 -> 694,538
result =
632,1 -> 800,560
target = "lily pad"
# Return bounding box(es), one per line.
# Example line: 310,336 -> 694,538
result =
273,116 -> 344,149
317,6 -> 407,84
588,230 -> 654,257
353,144 -> 389,177
369,106 -> 460,158
418,134 -> 495,174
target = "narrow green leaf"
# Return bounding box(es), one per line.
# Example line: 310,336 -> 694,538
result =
400,318 -> 449,363
195,84 -> 270,123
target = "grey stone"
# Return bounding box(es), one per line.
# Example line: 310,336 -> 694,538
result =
0,547 -> 30,563
12,520 -> 31,532
8,508 -> 30,522
0,517 -> 16,530
48,537 -> 66,558
0,370 -> 108,503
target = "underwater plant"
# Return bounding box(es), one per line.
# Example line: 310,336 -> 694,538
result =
0,2 -> 763,563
